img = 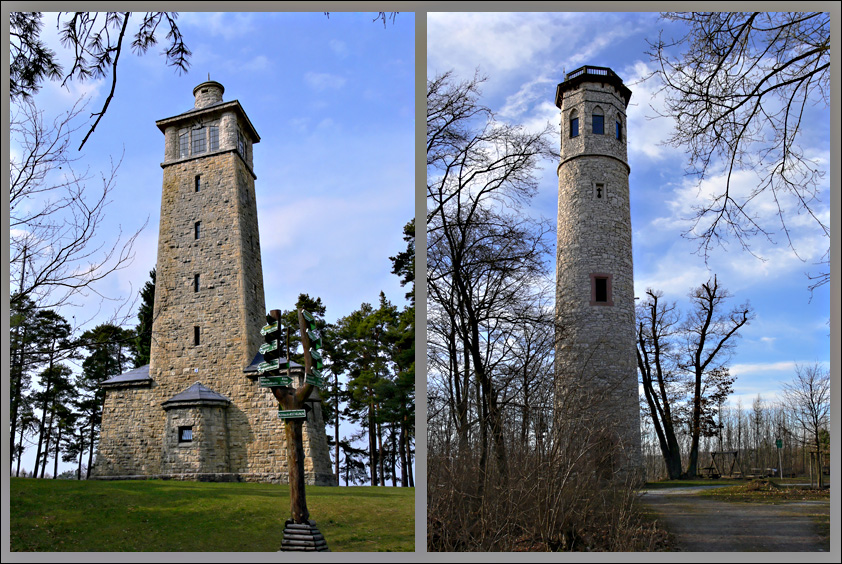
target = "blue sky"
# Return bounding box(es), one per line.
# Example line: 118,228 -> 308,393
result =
9,11 -> 414,477
427,11 -> 832,408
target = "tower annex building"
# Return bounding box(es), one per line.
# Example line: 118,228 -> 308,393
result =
554,66 -> 642,474
92,81 -> 334,485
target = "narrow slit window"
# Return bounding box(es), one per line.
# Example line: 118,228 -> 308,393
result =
570,110 -> 579,138
195,175 -> 201,192
590,273 -> 613,306
194,273 -> 200,292
616,120 -> 622,140
194,326 -> 200,346
238,130 -> 246,157
595,278 -> 608,302
194,221 -> 201,240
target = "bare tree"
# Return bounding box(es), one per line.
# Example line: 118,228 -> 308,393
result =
636,289 -> 684,479
648,12 -> 830,289
427,70 -> 554,489
9,98 -> 145,315
782,363 -> 830,487
636,277 -> 751,478
10,12 -> 191,150
681,276 -> 752,477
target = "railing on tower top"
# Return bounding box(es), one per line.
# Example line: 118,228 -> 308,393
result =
565,66 -> 615,81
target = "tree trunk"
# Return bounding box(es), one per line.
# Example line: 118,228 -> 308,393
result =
34,378 -> 52,478
77,430 -> 84,479
399,418 -> 408,487
285,419 -> 309,523
86,418 -> 96,479
334,372 -> 340,485
53,424 -> 62,478
377,417 -> 386,487
369,402 -> 378,486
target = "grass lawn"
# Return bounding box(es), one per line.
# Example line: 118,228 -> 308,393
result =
10,478 -> 414,552
643,478 -> 746,489
699,479 -> 831,503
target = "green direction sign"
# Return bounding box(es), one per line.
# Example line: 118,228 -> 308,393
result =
776,438 -> 783,449
259,340 -> 279,355
301,310 -> 316,326
305,374 -> 325,388
258,359 -> 289,374
260,376 -> 293,387
260,321 -> 279,336
278,409 -> 307,419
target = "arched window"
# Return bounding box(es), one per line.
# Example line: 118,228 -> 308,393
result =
570,109 -> 579,138
592,106 -> 604,135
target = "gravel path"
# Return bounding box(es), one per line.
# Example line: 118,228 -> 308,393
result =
640,488 -> 829,552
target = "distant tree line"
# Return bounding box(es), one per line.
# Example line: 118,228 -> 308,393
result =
640,363 -> 831,486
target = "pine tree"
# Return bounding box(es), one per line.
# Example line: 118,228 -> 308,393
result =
132,268 -> 155,367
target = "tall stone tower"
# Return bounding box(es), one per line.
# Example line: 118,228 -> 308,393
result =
553,66 -> 641,474
93,81 -> 334,485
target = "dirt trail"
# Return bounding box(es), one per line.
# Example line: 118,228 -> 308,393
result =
641,487 -> 829,552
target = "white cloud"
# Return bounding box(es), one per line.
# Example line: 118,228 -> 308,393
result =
241,55 -> 271,73
329,39 -> 349,58
729,361 -> 797,377
304,72 -> 346,91
178,12 -> 256,40
428,12 -> 557,79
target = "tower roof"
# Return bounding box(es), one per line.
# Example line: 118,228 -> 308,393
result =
555,65 -> 632,109
155,81 -> 260,142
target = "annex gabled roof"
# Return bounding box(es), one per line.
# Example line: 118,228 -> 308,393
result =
242,352 -> 304,378
161,382 -> 231,408
101,364 -> 152,388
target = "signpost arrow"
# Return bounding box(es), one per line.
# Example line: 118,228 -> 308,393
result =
260,375 -> 294,387
278,409 -> 307,419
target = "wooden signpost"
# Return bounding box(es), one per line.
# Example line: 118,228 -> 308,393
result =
259,308 -> 329,552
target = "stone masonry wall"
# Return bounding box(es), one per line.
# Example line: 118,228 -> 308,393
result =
94,88 -> 334,485
555,78 -> 642,471
161,404 -> 230,474
96,384 -> 160,476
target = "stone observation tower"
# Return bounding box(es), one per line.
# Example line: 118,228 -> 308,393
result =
554,66 -> 641,473
92,81 -> 334,485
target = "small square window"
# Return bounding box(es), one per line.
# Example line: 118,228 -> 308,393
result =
178,426 -> 193,443
590,273 -> 613,306
595,183 -> 605,199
